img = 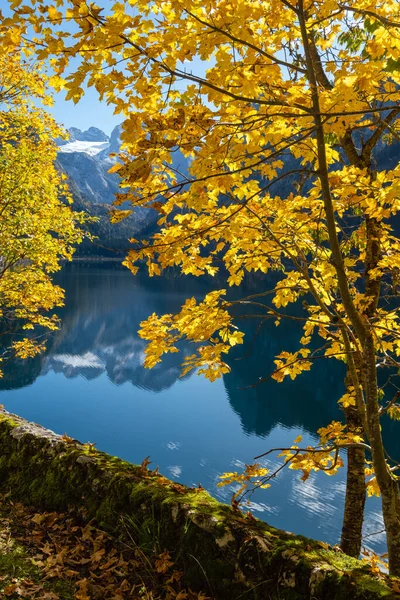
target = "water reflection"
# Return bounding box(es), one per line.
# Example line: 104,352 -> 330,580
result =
48,267 -> 202,391
0,265 -> 201,393
0,263 -> 389,553
1,264 -> 345,435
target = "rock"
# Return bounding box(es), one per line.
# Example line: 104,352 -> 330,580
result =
0,393 -> 397,599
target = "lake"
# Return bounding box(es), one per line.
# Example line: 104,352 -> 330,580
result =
0,262 -> 390,554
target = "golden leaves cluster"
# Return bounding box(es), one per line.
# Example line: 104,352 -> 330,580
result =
0,51 -> 87,371
138,290 -> 243,380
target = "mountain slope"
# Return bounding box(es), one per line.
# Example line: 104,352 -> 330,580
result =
57,125 -> 400,257
56,125 -> 159,256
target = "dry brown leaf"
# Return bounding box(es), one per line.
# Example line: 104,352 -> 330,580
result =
118,578 -> 130,592
4,583 -> 18,597
155,550 -> 174,574
75,578 -> 90,600
392,581 -> 400,594
90,548 -> 105,563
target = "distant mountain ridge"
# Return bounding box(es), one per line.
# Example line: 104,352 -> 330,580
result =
57,125 -> 121,205
56,124 -> 192,256
56,125 -> 159,256
57,124 -> 400,257
57,126 -> 109,145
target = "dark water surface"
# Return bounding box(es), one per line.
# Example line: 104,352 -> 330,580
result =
0,263 -> 389,553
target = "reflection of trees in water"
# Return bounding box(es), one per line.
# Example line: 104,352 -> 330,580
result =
2,263 -> 398,454
0,318 -> 46,391
0,264 -> 242,392
0,265 -> 358,436
223,314 -> 344,438
0,264 -> 239,392
0,354 -> 43,391
41,264 -> 209,392
0,264 -> 218,394
224,306 -> 400,458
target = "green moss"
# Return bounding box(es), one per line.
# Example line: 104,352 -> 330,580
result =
308,549 -> 367,572
311,569 -> 395,600
0,534 -> 75,599
0,544 -> 37,580
353,574 -> 395,597
0,411 -> 397,600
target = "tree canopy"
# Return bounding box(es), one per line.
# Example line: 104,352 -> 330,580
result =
0,52 -> 86,373
2,0 -> 400,574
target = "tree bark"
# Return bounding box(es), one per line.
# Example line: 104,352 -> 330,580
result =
297,0 -> 400,574
364,333 -> 400,576
380,479 -> 400,576
340,401 -> 366,557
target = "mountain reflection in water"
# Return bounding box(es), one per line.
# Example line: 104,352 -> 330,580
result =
0,263 -> 391,553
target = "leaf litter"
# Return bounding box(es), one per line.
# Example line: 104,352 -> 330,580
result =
0,494 -> 212,600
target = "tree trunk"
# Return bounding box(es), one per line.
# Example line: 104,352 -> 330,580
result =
363,333 -> 400,576
340,403 -> 366,557
298,0 -> 400,574
381,479 -> 400,575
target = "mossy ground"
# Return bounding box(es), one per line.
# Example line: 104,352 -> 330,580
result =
0,507 -> 76,599
0,495 -> 212,600
0,410 -> 398,599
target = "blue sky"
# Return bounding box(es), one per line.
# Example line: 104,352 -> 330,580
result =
0,0 -> 120,135
0,0 -> 210,136
47,88 -> 121,136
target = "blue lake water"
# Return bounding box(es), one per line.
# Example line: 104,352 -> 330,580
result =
0,262 -> 390,553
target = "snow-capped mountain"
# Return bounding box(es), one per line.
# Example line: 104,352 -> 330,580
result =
56,125 -> 152,255
57,126 -> 109,145
56,125 -> 190,255
57,140 -> 109,156
57,124 -> 190,206
56,125 -> 121,205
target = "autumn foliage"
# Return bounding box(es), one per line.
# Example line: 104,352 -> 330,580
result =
0,53 -> 86,373
2,0 -> 400,575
